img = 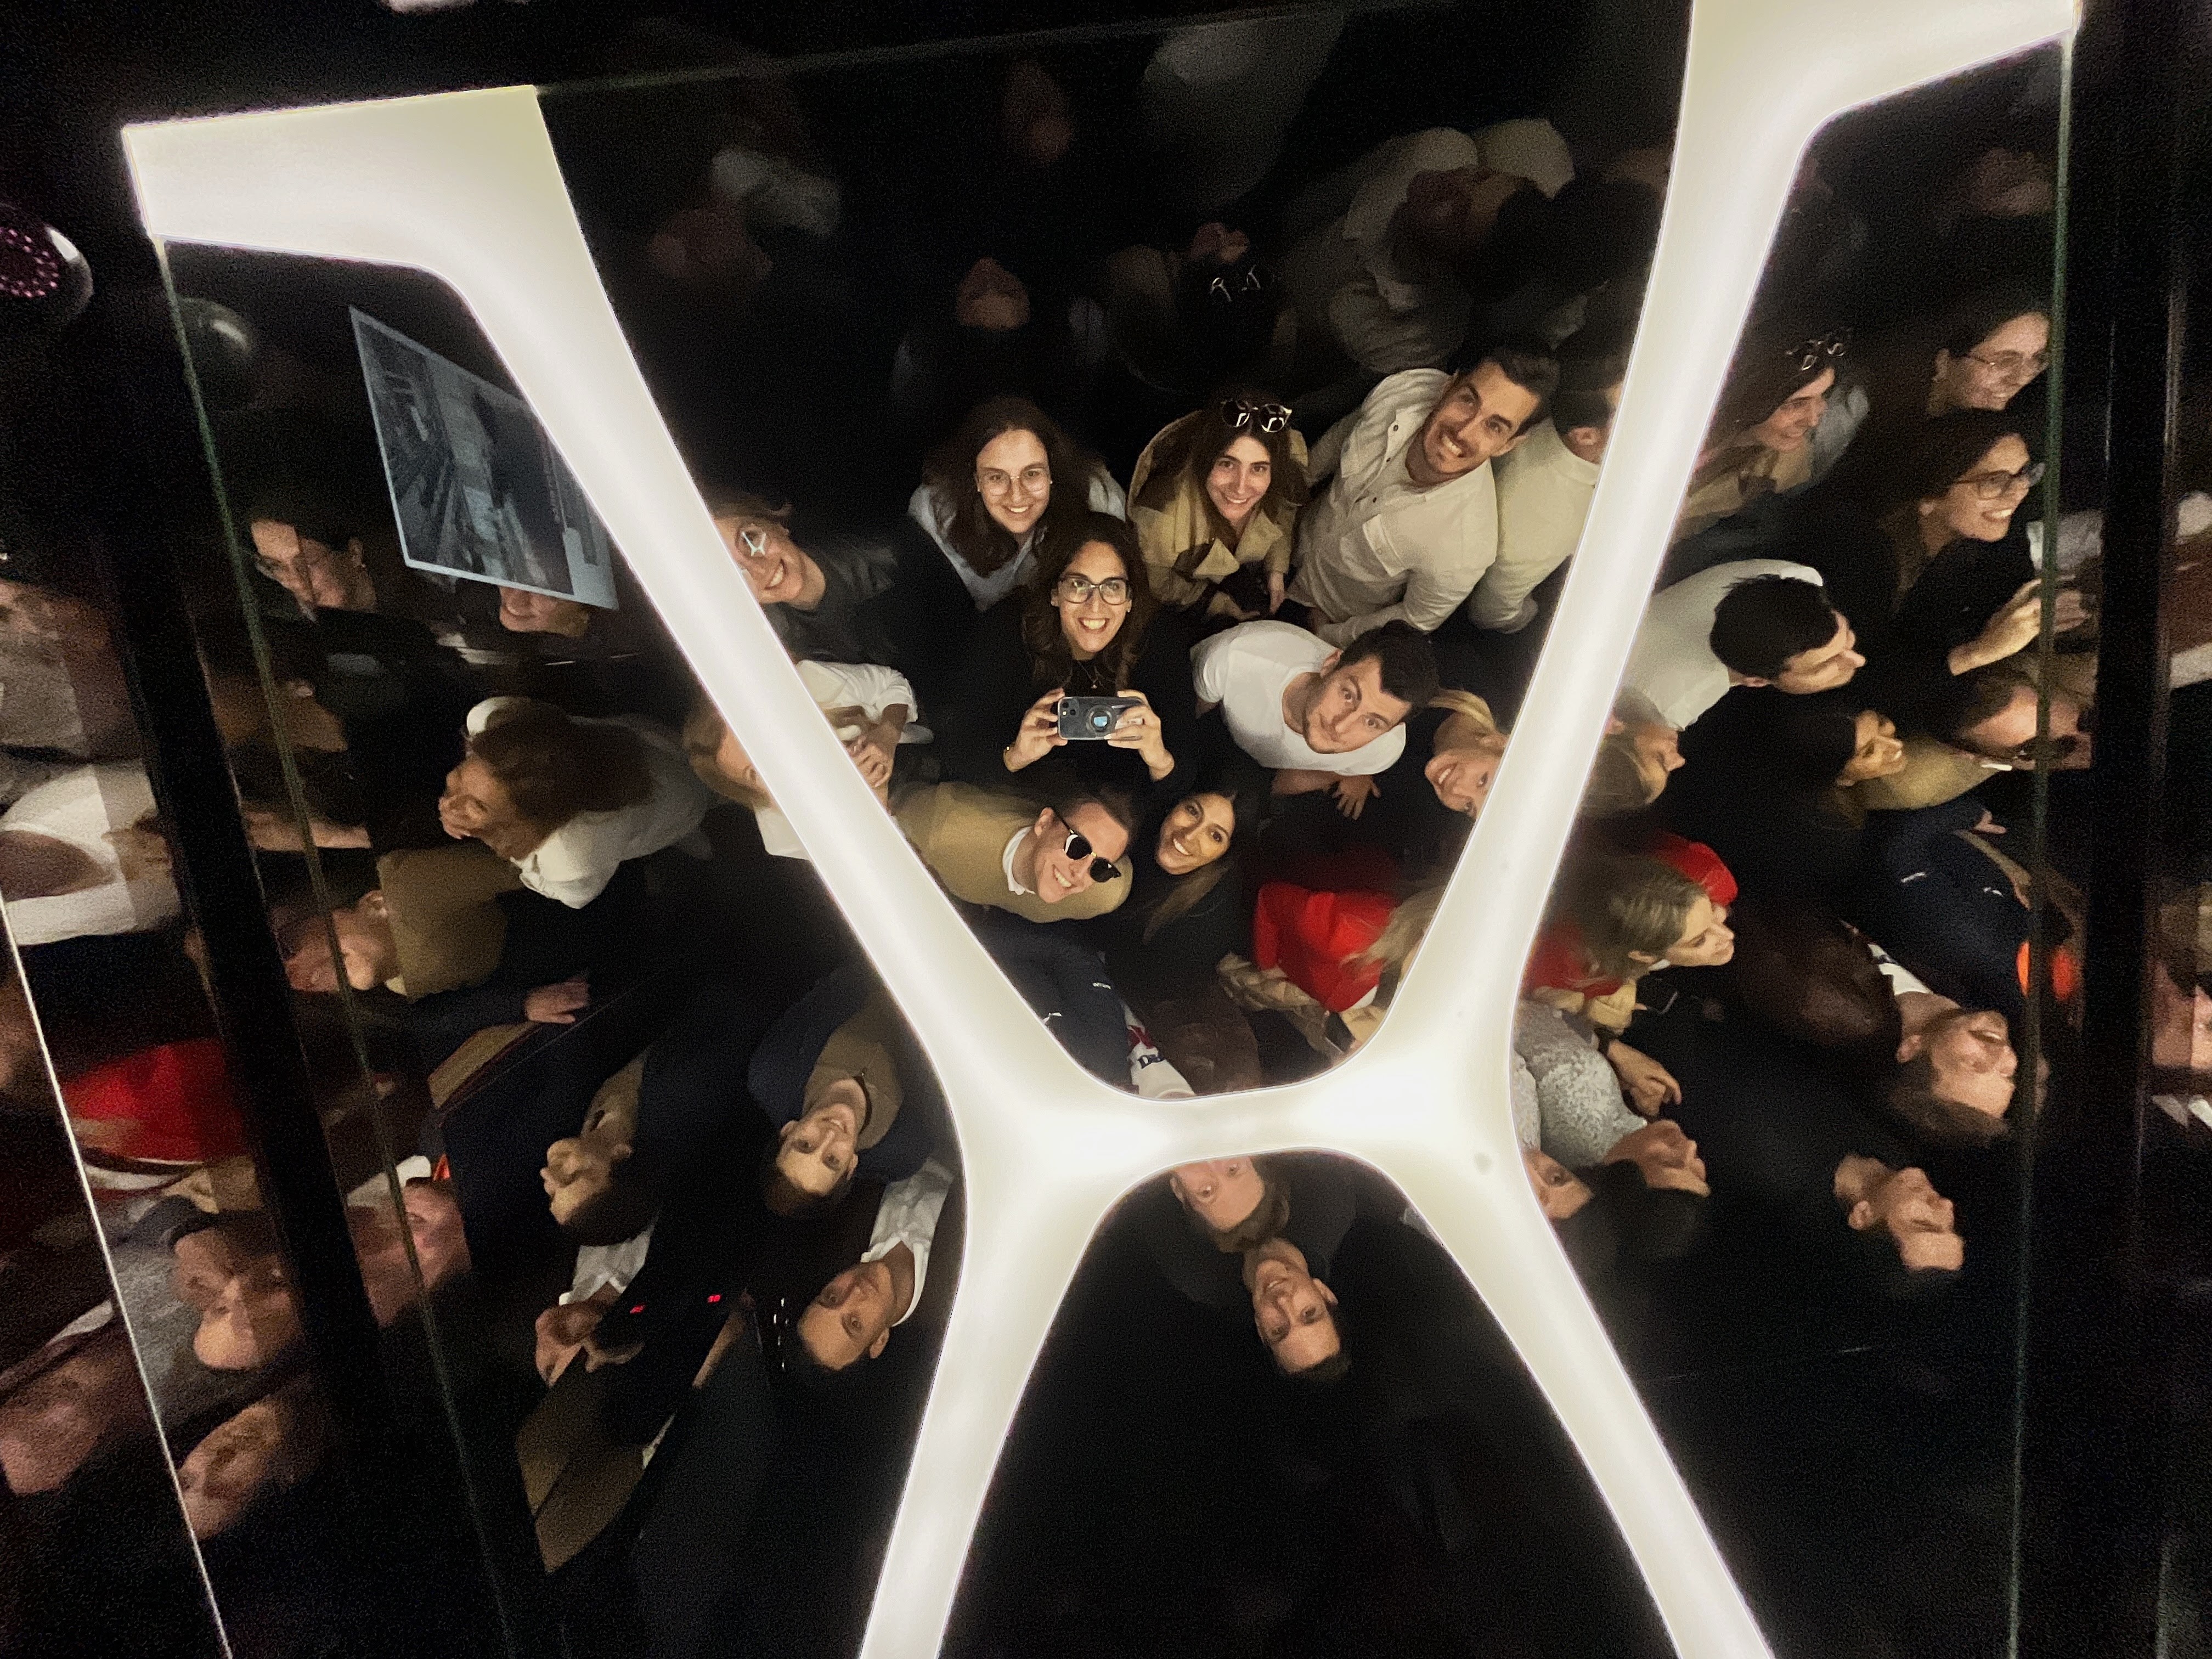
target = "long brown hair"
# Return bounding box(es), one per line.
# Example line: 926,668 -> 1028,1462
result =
922,396 -> 1103,578
1019,512 -> 1158,693
470,699 -> 654,838
1139,390 -> 1308,531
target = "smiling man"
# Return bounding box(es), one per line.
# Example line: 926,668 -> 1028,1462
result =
1243,1236 -> 1344,1378
1288,349 -> 1559,647
895,780 -> 1134,923
791,1155 -> 957,1375
1192,618 -> 1438,810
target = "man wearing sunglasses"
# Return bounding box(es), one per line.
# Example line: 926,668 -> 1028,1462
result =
895,780 -> 1133,924
1290,348 -> 1559,648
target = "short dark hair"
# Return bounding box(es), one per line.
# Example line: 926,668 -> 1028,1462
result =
1585,1162 -> 1706,1263
1036,776 -> 1141,847
1285,1345 -> 1352,1385
1928,663 -> 2035,744
1479,343 -> 1561,433
1885,1051 -> 2012,1148
557,1174 -> 661,1248
467,699 -> 656,838
1334,621 -> 1441,714
774,1300 -> 875,1393
1550,318 -> 1634,435
1708,574 -> 1839,680
1186,1165 -> 1290,1254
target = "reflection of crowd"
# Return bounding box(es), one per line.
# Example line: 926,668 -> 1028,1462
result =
0,28 -> 2154,1659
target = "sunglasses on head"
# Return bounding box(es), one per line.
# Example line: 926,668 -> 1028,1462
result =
1782,331 -> 1849,374
1062,828 -> 1124,884
1206,266 -> 1270,307
1220,397 -> 1293,435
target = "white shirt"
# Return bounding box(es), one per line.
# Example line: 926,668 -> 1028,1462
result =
755,660 -> 925,862
466,698 -> 715,909
1190,620 -> 1407,776
0,763 -> 180,947
862,1156 -> 957,1326
907,471 -> 1128,612
1619,559 -> 1822,731
1467,419 -> 1600,633
1290,369 -> 1501,644
1000,826 -> 1032,897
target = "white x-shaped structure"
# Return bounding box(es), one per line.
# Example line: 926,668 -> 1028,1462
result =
125,2 -> 2072,1651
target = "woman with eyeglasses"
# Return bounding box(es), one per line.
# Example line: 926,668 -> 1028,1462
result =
1802,411 -> 2083,699
1127,391 -> 1310,625
934,512 -> 1198,801
908,396 -> 1126,616
1835,285 -> 2051,493
1671,320 -> 1851,546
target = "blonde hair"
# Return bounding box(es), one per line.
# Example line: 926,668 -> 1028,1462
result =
1429,688 -> 1506,748
1568,857 -> 1708,980
1356,883 -> 1445,973
1582,691 -> 1671,819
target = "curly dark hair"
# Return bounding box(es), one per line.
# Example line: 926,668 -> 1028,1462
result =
467,699 -> 655,838
1019,512 -> 1160,695
922,396 -> 1106,579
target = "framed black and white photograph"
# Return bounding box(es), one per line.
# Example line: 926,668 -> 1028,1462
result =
351,307 -> 618,609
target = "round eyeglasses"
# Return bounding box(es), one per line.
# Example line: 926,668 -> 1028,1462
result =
1055,575 -> 1131,606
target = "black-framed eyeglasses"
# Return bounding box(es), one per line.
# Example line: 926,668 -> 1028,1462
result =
1063,828 -> 1124,884
1783,331 -> 1849,374
1220,397 -> 1293,435
1054,574 -> 1131,606
1959,460 -> 2045,500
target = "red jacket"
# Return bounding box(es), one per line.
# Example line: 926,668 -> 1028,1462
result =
1253,881 -> 1398,1013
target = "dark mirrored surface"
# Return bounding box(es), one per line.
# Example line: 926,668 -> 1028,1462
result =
125,12 -> 2084,1658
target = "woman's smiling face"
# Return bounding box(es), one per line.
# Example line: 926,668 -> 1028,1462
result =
1155,793 -> 1236,876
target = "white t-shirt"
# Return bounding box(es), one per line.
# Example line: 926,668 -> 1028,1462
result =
1620,558 -> 1823,731
466,699 -> 714,909
0,763 -> 181,947
1190,620 -> 1407,775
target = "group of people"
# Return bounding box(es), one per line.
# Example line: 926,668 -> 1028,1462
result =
0,26 -> 2104,1657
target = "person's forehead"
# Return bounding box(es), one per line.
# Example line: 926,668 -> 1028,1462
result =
977,429 -> 1047,465
1064,802 -> 1124,847
1465,363 -> 1538,419
1066,540 -> 1125,574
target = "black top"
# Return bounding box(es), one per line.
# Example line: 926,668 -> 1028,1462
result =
1083,839 -> 1254,1006
1663,686 -> 1865,906
933,599 -> 1200,807
1121,1152 -> 1362,1312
